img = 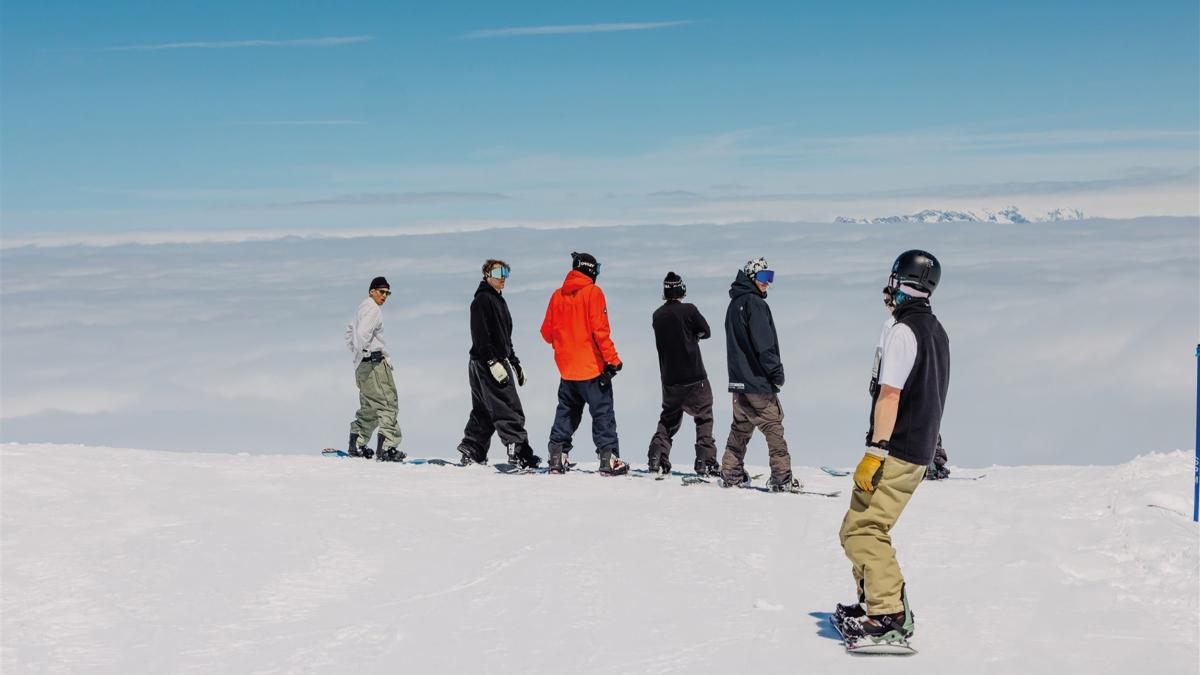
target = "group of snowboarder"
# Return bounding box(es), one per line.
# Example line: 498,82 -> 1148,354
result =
343,248 -> 950,653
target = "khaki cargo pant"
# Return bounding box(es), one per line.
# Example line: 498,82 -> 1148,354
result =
351,359 -> 401,449
838,455 -> 925,614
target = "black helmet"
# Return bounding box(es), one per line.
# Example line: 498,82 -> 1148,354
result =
888,250 -> 940,295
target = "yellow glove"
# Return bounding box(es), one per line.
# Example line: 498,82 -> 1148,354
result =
853,451 -> 885,492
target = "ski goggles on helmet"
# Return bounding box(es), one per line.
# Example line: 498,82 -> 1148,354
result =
488,265 -> 511,280
754,270 -> 774,284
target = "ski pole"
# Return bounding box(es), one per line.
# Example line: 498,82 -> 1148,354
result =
1194,344 -> 1198,523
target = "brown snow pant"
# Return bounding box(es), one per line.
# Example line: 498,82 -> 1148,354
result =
838,455 -> 926,614
721,392 -> 792,485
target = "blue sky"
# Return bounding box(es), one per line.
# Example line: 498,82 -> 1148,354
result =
2,0 -> 1197,242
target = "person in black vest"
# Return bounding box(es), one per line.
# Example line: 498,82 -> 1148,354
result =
836,249 -> 950,647
456,259 -> 541,469
647,272 -> 719,476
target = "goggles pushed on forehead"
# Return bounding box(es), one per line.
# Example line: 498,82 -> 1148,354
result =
489,265 -> 511,280
754,270 -> 774,284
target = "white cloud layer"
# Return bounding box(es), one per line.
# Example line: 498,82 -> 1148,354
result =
1,218 -> 1194,467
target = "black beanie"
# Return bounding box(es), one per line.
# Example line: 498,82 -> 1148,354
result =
370,276 -> 390,290
663,271 -> 686,300
571,251 -> 599,279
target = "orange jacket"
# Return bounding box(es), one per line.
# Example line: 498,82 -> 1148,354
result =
540,270 -> 621,380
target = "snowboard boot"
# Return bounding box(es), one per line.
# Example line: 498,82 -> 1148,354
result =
719,469 -> 753,488
695,458 -> 721,477
516,443 -> 541,470
834,579 -> 868,627
844,585 -> 914,640
381,448 -> 407,462
374,435 -> 404,462
458,445 -> 477,466
548,446 -> 566,474
347,433 -> 364,458
842,611 -> 913,641
598,448 -> 629,476
768,476 -> 803,493
648,451 -> 671,475
506,442 -> 520,467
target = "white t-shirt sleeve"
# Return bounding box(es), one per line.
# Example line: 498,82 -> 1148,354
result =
878,322 -> 917,389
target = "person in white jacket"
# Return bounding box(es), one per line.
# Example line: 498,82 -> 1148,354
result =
344,276 -> 404,461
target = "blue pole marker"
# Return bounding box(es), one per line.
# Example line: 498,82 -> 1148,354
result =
1194,344 -> 1199,522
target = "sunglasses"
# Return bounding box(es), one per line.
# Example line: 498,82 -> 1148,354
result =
374,288 -> 392,297
754,270 -> 775,284
489,266 -> 511,280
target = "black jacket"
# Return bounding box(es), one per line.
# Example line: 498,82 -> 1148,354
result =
724,270 -> 784,394
469,280 -> 518,364
652,301 -> 711,386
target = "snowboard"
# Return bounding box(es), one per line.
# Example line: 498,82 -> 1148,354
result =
827,613 -> 917,656
680,474 -> 839,497
821,466 -> 851,477
320,449 -> 456,466
632,468 -> 723,482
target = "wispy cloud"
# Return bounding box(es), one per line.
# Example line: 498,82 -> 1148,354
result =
283,191 -> 512,207
461,21 -> 691,39
229,120 -> 366,127
104,36 -> 373,51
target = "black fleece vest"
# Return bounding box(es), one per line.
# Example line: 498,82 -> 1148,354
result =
869,300 -> 950,466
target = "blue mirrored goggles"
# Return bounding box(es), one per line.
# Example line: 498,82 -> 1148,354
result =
754,270 -> 775,284
488,266 -> 511,280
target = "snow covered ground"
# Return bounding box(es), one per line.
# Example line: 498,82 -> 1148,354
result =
2,443 -> 1196,674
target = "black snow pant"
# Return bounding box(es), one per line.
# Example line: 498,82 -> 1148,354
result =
647,379 -> 718,468
458,359 -> 533,462
548,375 -> 619,458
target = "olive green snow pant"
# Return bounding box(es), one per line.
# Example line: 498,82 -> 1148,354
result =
838,455 -> 925,615
350,359 -> 401,449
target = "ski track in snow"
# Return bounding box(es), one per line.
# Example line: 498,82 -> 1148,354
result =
1,444 -> 1197,674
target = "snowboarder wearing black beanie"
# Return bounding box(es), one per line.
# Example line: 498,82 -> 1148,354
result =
835,249 -> 950,654
540,252 -> 627,475
647,272 -> 719,476
344,276 -> 405,461
456,260 -> 541,469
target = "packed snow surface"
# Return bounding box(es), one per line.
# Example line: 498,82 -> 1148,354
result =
2,444 -> 1196,674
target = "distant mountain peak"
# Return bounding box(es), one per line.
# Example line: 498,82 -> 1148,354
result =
835,206 -> 1084,225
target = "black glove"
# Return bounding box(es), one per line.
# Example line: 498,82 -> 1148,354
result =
512,361 -> 527,386
603,362 -> 622,379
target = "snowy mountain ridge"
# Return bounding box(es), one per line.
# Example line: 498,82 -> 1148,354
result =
835,206 -> 1085,224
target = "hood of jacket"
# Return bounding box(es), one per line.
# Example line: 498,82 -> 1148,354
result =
728,270 -> 766,300
560,269 -> 595,296
474,279 -> 500,298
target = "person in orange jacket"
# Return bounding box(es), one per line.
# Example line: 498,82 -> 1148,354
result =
540,252 -> 628,475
